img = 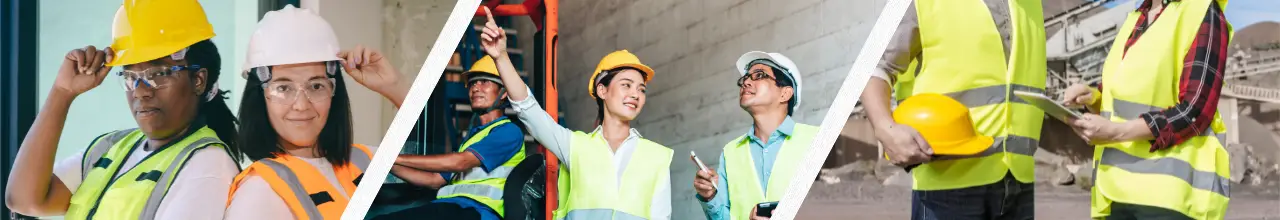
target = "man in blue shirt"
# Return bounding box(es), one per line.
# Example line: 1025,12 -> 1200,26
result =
381,56 -> 526,220
695,52 -> 818,220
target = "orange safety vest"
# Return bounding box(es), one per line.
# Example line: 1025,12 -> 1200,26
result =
228,144 -> 374,220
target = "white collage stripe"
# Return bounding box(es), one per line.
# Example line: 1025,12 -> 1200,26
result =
772,0 -> 912,219
340,0 -> 482,219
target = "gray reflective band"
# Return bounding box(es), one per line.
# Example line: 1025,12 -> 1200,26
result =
140,137 -> 219,220
349,147 -> 371,173
560,209 -> 648,220
458,165 -> 517,181
259,160 -> 325,220
82,128 -> 138,180
1101,99 -> 1164,120
437,183 -> 504,200
934,135 -> 1038,161
943,84 -> 1046,108
1098,148 -> 1230,197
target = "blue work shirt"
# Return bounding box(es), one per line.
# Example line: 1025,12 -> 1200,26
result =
433,116 -> 525,219
698,117 -> 796,220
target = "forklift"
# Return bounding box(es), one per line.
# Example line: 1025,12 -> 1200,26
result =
369,1 -> 563,219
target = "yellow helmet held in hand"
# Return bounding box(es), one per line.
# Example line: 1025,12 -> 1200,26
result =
893,93 -> 992,155
464,56 -> 503,85
588,50 -> 655,99
106,0 -> 215,66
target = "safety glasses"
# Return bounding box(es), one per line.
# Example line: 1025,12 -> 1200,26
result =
262,78 -> 337,104
117,65 -> 200,91
736,69 -> 777,87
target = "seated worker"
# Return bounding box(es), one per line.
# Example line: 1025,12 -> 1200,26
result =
377,55 -> 527,220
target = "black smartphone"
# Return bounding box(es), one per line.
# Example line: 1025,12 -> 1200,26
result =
756,201 -> 779,217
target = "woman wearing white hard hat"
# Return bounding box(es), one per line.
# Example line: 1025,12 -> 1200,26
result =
476,7 -> 673,220
223,5 -> 407,219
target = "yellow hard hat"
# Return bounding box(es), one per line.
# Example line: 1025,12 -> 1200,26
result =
893,93 -> 992,155
464,56 -> 502,85
588,50 -> 655,99
106,0 -> 216,66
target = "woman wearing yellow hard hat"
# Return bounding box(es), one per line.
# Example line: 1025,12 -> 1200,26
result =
6,0 -> 242,219
475,7 -> 673,220
223,5 -> 407,220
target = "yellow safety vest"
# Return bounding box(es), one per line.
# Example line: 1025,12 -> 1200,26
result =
723,123 -> 818,220
66,127 -> 228,220
437,119 -> 527,217
227,144 -> 373,220
1091,0 -> 1231,219
904,0 -> 1047,191
553,131 -> 673,220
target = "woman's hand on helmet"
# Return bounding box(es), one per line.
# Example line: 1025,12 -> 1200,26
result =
339,45 -> 400,91
479,6 -> 507,59
54,45 -> 114,98
339,45 -> 407,106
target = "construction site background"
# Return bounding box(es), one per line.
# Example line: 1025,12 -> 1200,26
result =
804,0 -> 1280,219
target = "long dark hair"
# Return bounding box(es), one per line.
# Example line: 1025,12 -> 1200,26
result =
237,62 -> 353,165
185,40 -> 243,164
593,67 -> 648,123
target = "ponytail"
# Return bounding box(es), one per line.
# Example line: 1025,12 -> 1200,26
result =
187,40 -> 243,164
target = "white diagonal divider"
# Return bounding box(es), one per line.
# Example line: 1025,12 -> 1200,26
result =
772,0 -> 911,219
342,0 -> 482,219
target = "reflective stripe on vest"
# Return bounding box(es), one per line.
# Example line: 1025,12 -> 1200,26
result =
229,144 -> 373,220
437,118 -> 526,217
1091,1 -> 1231,218
724,123 -> 818,220
906,0 -> 1047,191
67,127 -> 225,220
556,131 -> 673,220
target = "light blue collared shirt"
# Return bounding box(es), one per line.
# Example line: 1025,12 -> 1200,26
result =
698,117 -> 796,220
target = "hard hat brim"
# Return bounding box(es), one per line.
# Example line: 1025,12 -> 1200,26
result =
932,135 -> 994,155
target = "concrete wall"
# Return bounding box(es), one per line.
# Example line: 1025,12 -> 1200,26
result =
556,0 -> 887,218
37,0 -> 255,162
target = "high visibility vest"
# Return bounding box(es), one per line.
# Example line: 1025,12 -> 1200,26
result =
723,123 -> 818,220
436,118 -> 527,217
228,144 -> 374,220
904,0 -> 1047,191
1090,0 -> 1231,219
66,127 -> 228,220
553,131 -> 673,220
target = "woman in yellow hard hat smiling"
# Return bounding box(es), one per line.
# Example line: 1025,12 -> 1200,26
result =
5,0 -> 242,219
474,7 -> 674,220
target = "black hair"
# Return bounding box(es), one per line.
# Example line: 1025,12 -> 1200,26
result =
237,62 -> 353,165
768,66 -> 796,116
185,40 -> 243,164
593,67 -> 647,123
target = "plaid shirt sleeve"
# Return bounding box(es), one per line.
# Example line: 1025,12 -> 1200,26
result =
1139,2 -> 1230,151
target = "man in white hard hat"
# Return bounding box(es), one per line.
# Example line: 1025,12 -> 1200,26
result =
694,52 -> 819,220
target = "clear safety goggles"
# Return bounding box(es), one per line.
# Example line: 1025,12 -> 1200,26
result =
117,65 -> 200,91
262,78 -> 337,104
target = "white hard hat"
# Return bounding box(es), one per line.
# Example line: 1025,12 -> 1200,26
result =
736,51 -> 802,113
241,5 -> 341,79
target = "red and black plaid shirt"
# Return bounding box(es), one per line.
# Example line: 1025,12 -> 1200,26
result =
1097,0 -> 1230,151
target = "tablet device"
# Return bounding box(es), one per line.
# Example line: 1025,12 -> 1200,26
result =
1014,91 -> 1084,122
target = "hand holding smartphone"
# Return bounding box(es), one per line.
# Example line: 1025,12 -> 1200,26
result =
756,201 -> 778,217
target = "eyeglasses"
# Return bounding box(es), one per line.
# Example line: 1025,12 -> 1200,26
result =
737,69 -> 777,87
262,79 -> 336,104
117,65 -> 200,91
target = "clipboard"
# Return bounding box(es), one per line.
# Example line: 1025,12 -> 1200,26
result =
1014,91 -> 1084,122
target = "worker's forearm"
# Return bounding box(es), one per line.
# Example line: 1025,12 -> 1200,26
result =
394,153 -> 480,173
378,81 -> 410,108
6,89 -> 76,215
1114,119 -> 1155,142
862,79 -> 896,130
390,165 -> 446,189
493,54 -> 530,101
